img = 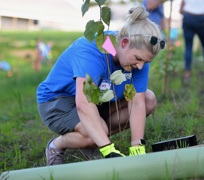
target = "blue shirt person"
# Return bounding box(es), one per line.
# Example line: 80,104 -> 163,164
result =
36,2 -> 164,166
142,0 -> 165,31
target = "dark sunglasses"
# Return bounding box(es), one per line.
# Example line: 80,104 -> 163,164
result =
150,36 -> 165,49
130,34 -> 166,49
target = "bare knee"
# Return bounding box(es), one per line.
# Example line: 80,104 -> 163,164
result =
145,89 -> 157,116
74,122 -> 108,148
74,123 -> 96,147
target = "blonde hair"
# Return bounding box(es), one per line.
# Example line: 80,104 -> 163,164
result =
116,2 -> 162,55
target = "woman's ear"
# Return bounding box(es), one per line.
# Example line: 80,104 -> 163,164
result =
121,38 -> 129,48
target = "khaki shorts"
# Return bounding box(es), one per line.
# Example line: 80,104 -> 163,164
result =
38,96 -> 110,135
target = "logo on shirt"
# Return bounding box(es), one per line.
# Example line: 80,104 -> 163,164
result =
99,79 -> 111,91
124,73 -> 132,79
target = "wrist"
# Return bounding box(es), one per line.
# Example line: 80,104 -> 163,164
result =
99,142 -> 112,149
131,139 -> 146,146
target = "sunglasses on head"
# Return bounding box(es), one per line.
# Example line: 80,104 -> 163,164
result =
130,34 -> 165,49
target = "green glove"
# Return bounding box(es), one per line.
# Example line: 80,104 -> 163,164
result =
99,143 -> 125,158
129,145 -> 146,156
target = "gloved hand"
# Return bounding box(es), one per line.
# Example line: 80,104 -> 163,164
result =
99,143 -> 125,158
129,145 -> 146,156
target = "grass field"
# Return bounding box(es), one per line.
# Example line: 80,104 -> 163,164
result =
0,30 -> 204,175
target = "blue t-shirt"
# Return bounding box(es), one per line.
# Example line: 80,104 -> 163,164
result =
36,31 -> 149,103
142,0 -> 164,28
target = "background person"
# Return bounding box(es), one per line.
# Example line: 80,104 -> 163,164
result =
142,0 -> 165,32
36,2 -> 165,166
44,41 -> 53,65
180,0 -> 204,81
0,60 -> 13,77
34,38 -> 48,71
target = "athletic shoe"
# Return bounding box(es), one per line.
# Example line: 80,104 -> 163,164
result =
46,138 -> 65,165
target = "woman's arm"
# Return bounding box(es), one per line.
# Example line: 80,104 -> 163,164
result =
128,92 -> 146,146
75,77 -> 110,147
179,0 -> 185,14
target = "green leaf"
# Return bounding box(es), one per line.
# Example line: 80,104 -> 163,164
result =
100,89 -> 114,103
123,84 -> 136,101
95,0 -> 107,6
83,73 -> 115,105
83,74 -> 92,94
96,21 -> 105,36
84,20 -> 104,42
84,20 -> 98,42
90,84 -> 101,104
96,34 -> 116,53
110,70 -> 126,85
101,6 -> 111,26
96,33 -> 105,53
83,73 -> 101,105
81,0 -> 90,17
109,35 -> 117,48
86,73 -> 92,83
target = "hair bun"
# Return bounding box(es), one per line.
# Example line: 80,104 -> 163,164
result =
128,7 -> 135,14
128,3 -> 149,22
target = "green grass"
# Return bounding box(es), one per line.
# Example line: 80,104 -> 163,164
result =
0,31 -> 84,172
0,30 -> 204,177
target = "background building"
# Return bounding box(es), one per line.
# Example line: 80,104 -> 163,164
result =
0,0 -> 182,32
0,0 -> 92,31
